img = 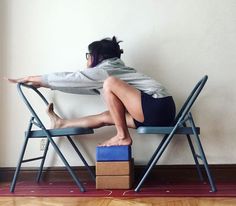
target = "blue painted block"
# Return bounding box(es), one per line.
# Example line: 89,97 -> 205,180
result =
96,146 -> 132,162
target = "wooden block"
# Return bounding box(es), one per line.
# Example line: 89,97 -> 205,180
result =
96,175 -> 132,189
96,145 -> 131,161
96,160 -> 133,176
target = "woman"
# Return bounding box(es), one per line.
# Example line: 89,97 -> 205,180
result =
7,36 -> 176,146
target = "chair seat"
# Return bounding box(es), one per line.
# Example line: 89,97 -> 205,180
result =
27,127 -> 94,137
137,126 -> 200,135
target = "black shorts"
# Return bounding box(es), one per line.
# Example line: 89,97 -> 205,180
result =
133,92 -> 176,128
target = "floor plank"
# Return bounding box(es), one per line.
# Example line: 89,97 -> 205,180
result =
0,197 -> 236,206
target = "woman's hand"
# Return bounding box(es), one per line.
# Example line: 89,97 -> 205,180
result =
5,75 -> 49,88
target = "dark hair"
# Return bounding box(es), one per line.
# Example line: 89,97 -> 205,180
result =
88,36 -> 123,67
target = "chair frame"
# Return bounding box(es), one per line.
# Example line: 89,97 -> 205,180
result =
10,83 -> 95,192
135,75 -> 217,192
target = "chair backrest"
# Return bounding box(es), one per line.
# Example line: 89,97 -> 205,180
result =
17,83 -> 49,129
173,75 -> 208,124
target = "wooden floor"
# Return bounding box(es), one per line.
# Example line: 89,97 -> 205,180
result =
0,197 -> 236,206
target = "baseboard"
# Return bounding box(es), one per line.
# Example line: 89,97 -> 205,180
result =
1,164 -> 236,183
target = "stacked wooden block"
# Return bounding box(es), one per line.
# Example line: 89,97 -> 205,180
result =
96,145 -> 133,189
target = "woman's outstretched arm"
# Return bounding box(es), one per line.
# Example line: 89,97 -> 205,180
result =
5,75 -> 49,88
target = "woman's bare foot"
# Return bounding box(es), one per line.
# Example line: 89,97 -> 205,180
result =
99,135 -> 132,147
46,103 -> 64,129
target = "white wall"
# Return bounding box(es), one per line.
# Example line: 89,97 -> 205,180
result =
0,0 -> 6,166
1,0 -> 236,167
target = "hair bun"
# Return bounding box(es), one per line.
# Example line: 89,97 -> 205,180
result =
112,36 -> 117,42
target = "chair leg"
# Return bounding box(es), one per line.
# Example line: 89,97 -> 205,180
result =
44,133 -> 86,192
10,117 -> 34,192
186,134 -> 204,181
67,136 -> 96,181
189,113 -> 217,192
135,131 -> 176,192
10,137 -> 29,192
36,139 -> 50,183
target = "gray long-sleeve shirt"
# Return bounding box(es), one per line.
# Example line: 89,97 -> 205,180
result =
42,58 -> 170,98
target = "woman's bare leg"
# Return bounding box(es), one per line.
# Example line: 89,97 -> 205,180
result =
100,76 -> 144,146
46,103 -> 136,129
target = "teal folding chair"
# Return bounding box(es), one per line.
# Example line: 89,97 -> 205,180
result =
135,75 -> 217,192
10,83 -> 95,192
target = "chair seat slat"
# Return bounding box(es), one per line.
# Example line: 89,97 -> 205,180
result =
27,127 -> 94,137
137,126 -> 200,134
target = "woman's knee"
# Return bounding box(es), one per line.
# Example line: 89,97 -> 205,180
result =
100,111 -> 113,124
103,76 -> 119,91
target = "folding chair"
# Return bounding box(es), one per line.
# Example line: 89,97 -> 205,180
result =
10,83 -> 95,192
135,75 -> 217,192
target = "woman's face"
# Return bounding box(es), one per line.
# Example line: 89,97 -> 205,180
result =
86,53 -> 93,68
